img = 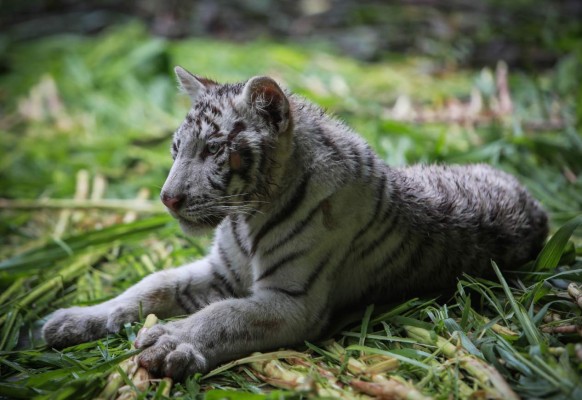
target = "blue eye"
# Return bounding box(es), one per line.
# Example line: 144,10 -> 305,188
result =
207,142 -> 220,154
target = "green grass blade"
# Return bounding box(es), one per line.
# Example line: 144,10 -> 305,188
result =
346,345 -> 431,370
491,261 -> 544,347
358,304 -> 374,349
0,215 -> 171,275
534,215 -> 582,271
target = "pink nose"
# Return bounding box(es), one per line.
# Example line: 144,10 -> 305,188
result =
161,193 -> 184,212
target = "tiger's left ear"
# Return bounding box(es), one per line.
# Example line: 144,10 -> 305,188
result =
174,66 -> 216,104
241,76 -> 290,134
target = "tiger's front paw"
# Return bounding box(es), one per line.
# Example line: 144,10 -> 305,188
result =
43,303 -> 138,349
135,322 -> 208,380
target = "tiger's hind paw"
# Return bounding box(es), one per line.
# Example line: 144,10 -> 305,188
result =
136,322 -> 208,380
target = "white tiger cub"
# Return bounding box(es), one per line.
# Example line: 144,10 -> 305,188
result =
43,66 -> 548,380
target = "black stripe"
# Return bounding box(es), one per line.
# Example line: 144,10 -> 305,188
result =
174,289 -> 194,313
237,139 -> 255,184
358,211 -> 400,259
363,147 -> 376,180
247,151 -> 263,195
354,170 -> 387,240
370,230 -> 415,277
302,255 -> 329,291
228,121 -> 246,140
210,282 -> 228,297
230,217 -> 250,257
330,205 -> 399,282
257,138 -> 269,176
356,236 -> 421,304
218,244 -> 242,286
174,283 -> 201,313
212,269 -> 236,297
255,140 -> 276,199
195,117 -> 202,133
250,145 -> 263,182
207,130 -> 224,141
263,203 -> 321,256
263,286 -> 305,297
208,175 -> 225,191
316,126 -> 343,161
348,183 -> 395,257
329,222 -> 375,281
261,254 -> 329,297
351,146 -> 363,178
223,169 -> 233,189
210,105 -> 222,117
256,249 -> 307,281
251,173 -> 310,254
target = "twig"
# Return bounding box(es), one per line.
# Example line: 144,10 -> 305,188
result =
54,169 -> 89,238
0,198 -> 165,213
567,283 -> 582,309
541,324 -> 582,335
124,188 -> 151,223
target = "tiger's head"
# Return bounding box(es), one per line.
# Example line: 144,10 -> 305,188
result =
161,67 -> 293,235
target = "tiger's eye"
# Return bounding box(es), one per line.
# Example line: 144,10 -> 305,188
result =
207,143 -> 220,154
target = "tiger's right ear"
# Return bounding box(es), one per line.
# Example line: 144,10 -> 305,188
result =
174,66 -> 216,104
240,76 -> 290,134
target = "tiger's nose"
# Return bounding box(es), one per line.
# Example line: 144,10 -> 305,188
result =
161,193 -> 185,212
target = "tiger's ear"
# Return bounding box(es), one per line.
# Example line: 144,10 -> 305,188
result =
241,76 -> 290,133
174,66 -> 215,104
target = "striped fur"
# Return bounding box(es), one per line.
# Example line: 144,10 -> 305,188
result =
43,67 -> 548,380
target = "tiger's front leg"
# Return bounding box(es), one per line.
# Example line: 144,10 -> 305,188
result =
42,258 -> 243,349
135,288 -> 329,380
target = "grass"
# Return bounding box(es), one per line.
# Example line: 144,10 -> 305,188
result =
1,22 -> 582,399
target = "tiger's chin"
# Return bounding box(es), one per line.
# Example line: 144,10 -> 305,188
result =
177,216 -> 224,236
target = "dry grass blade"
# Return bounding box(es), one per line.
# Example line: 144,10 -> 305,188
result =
482,317 -> 519,337
202,350 -> 309,379
327,342 -> 430,400
351,379 -> 430,400
97,314 -> 159,400
249,359 -> 313,392
405,326 -> 519,400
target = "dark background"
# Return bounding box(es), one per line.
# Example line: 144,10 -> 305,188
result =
2,0 -> 581,68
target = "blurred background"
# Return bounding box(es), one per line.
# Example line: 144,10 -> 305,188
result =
3,0 -> 582,66
1,0 -> 581,253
